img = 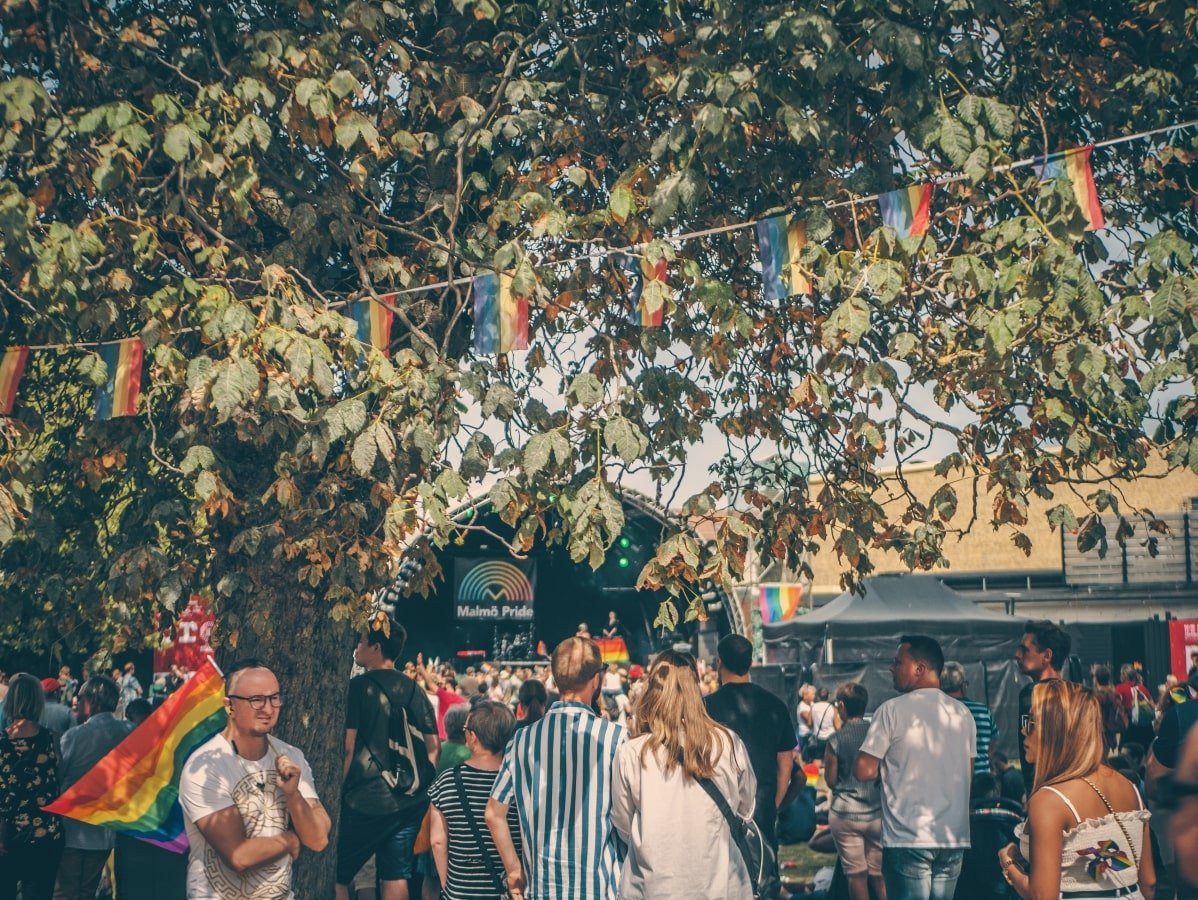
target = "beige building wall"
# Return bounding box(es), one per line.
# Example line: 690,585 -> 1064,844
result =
802,455 -> 1198,600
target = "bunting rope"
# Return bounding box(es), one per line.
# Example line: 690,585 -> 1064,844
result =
7,116 -> 1198,358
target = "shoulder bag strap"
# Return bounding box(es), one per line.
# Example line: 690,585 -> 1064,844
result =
454,766 -> 509,896
695,775 -> 754,870
813,703 -> 833,735
1081,777 -> 1140,869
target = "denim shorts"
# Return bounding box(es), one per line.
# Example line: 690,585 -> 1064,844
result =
336,803 -> 428,885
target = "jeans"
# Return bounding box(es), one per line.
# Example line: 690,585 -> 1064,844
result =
882,847 -> 965,900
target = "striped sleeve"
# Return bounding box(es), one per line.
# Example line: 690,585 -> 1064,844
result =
491,749 -> 516,805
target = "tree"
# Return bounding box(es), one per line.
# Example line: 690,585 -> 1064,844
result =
2,0 -> 1196,889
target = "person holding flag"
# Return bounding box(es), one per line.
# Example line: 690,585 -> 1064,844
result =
178,659 -> 330,899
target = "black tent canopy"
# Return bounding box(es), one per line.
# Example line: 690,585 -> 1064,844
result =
762,573 -> 1026,759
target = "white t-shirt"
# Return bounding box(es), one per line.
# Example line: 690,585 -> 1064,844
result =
810,701 -> 837,740
796,701 -> 813,738
858,688 -> 976,849
179,734 -> 320,900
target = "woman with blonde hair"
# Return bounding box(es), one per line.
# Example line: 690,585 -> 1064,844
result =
611,650 -> 756,899
998,680 -> 1155,899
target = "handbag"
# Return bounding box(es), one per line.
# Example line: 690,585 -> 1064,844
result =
453,767 -> 512,900
696,775 -> 779,899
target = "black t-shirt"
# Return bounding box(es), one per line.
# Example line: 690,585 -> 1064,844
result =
343,669 -> 438,816
705,682 -> 794,835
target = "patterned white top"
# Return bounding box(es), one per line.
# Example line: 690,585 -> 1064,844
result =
1016,781 -> 1149,895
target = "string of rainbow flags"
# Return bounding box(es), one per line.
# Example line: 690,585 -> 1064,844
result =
2,120 -> 1195,422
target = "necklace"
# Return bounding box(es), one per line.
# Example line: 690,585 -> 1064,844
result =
229,736 -> 274,792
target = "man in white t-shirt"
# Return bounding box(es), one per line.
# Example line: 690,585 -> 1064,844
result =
854,635 -> 976,900
179,660 -> 331,899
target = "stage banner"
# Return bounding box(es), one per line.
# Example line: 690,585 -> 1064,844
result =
153,595 -> 216,674
1169,619 -> 1198,680
454,558 -> 536,621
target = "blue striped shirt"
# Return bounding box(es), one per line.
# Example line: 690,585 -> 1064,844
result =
490,700 -> 626,899
961,698 -> 997,775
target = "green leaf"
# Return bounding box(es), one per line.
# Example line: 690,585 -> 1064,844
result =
980,98 -> 1016,140
163,123 -> 194,161
209,358 -> 258,422
1046,503 -> 1079,530
825,295 -> 871,345
523,433 -> 555,475
335,113 -> 379,150
931,484 -> 957,520
566,373 -> 604,407
605,416 -> 648,463
351,427 -> 378,476
610,184 -> 636,224
328,70 -> 361,99
938,111 -> 972,167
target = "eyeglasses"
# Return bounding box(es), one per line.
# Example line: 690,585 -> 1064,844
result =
227,692 -> 285,710
1020,714 -> 1035,734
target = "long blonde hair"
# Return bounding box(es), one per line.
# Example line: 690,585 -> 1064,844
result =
1030,680 -> 1106,793
633,650 -> 728,779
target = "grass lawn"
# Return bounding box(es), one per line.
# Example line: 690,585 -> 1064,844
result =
779,840 -> 837,886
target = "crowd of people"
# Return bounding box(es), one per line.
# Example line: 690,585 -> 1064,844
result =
4,616 -> 1198,899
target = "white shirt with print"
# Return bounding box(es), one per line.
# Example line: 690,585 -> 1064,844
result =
179,734 -> 319,900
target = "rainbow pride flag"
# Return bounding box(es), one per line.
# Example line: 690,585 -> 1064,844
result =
350,297 -> 394,357
878,183 -> 933,239
759,583 -> 802,624
0,347 -> 30,416
1036,145 -> 1104,231
94,338 -> 144,420
615,253 -> 667,327
756,214 -> 812,301
473,272 -> 529,354
44,659 -> 226,852
597,637 -> 630,666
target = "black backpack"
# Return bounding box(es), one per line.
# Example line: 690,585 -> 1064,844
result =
364,672 -> 436,801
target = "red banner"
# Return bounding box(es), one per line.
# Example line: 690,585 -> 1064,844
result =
1169,619 -> 1198,681
153,595 -> 216,674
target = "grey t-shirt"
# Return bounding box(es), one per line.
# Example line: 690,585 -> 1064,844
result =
827,719 -> 881,821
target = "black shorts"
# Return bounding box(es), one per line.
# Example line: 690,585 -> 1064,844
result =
335,802 -> 429,886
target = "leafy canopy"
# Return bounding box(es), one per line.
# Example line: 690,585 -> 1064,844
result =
1,0 -> 1197,652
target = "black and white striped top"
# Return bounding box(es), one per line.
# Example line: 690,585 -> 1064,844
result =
428,763 -> 521,900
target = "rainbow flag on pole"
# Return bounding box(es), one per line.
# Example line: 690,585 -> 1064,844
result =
759,583 -> 803,624
473,272 -> 529,354
94,338 -> 144,420
44,659 -> 226,852
1036,145 -> 1104,231
0,347 -> 30,416
756,214 -> 812,301
878,183 -> 933,239
350,298 -> 394,358
615,253 -> 667,327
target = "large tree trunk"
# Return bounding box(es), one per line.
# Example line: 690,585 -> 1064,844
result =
216,591 -> 352,897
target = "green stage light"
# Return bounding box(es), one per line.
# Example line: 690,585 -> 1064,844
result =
617,535 -> 631,549
617,557 -> 631,569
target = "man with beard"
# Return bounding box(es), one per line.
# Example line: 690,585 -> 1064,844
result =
179,660 -> 330,899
